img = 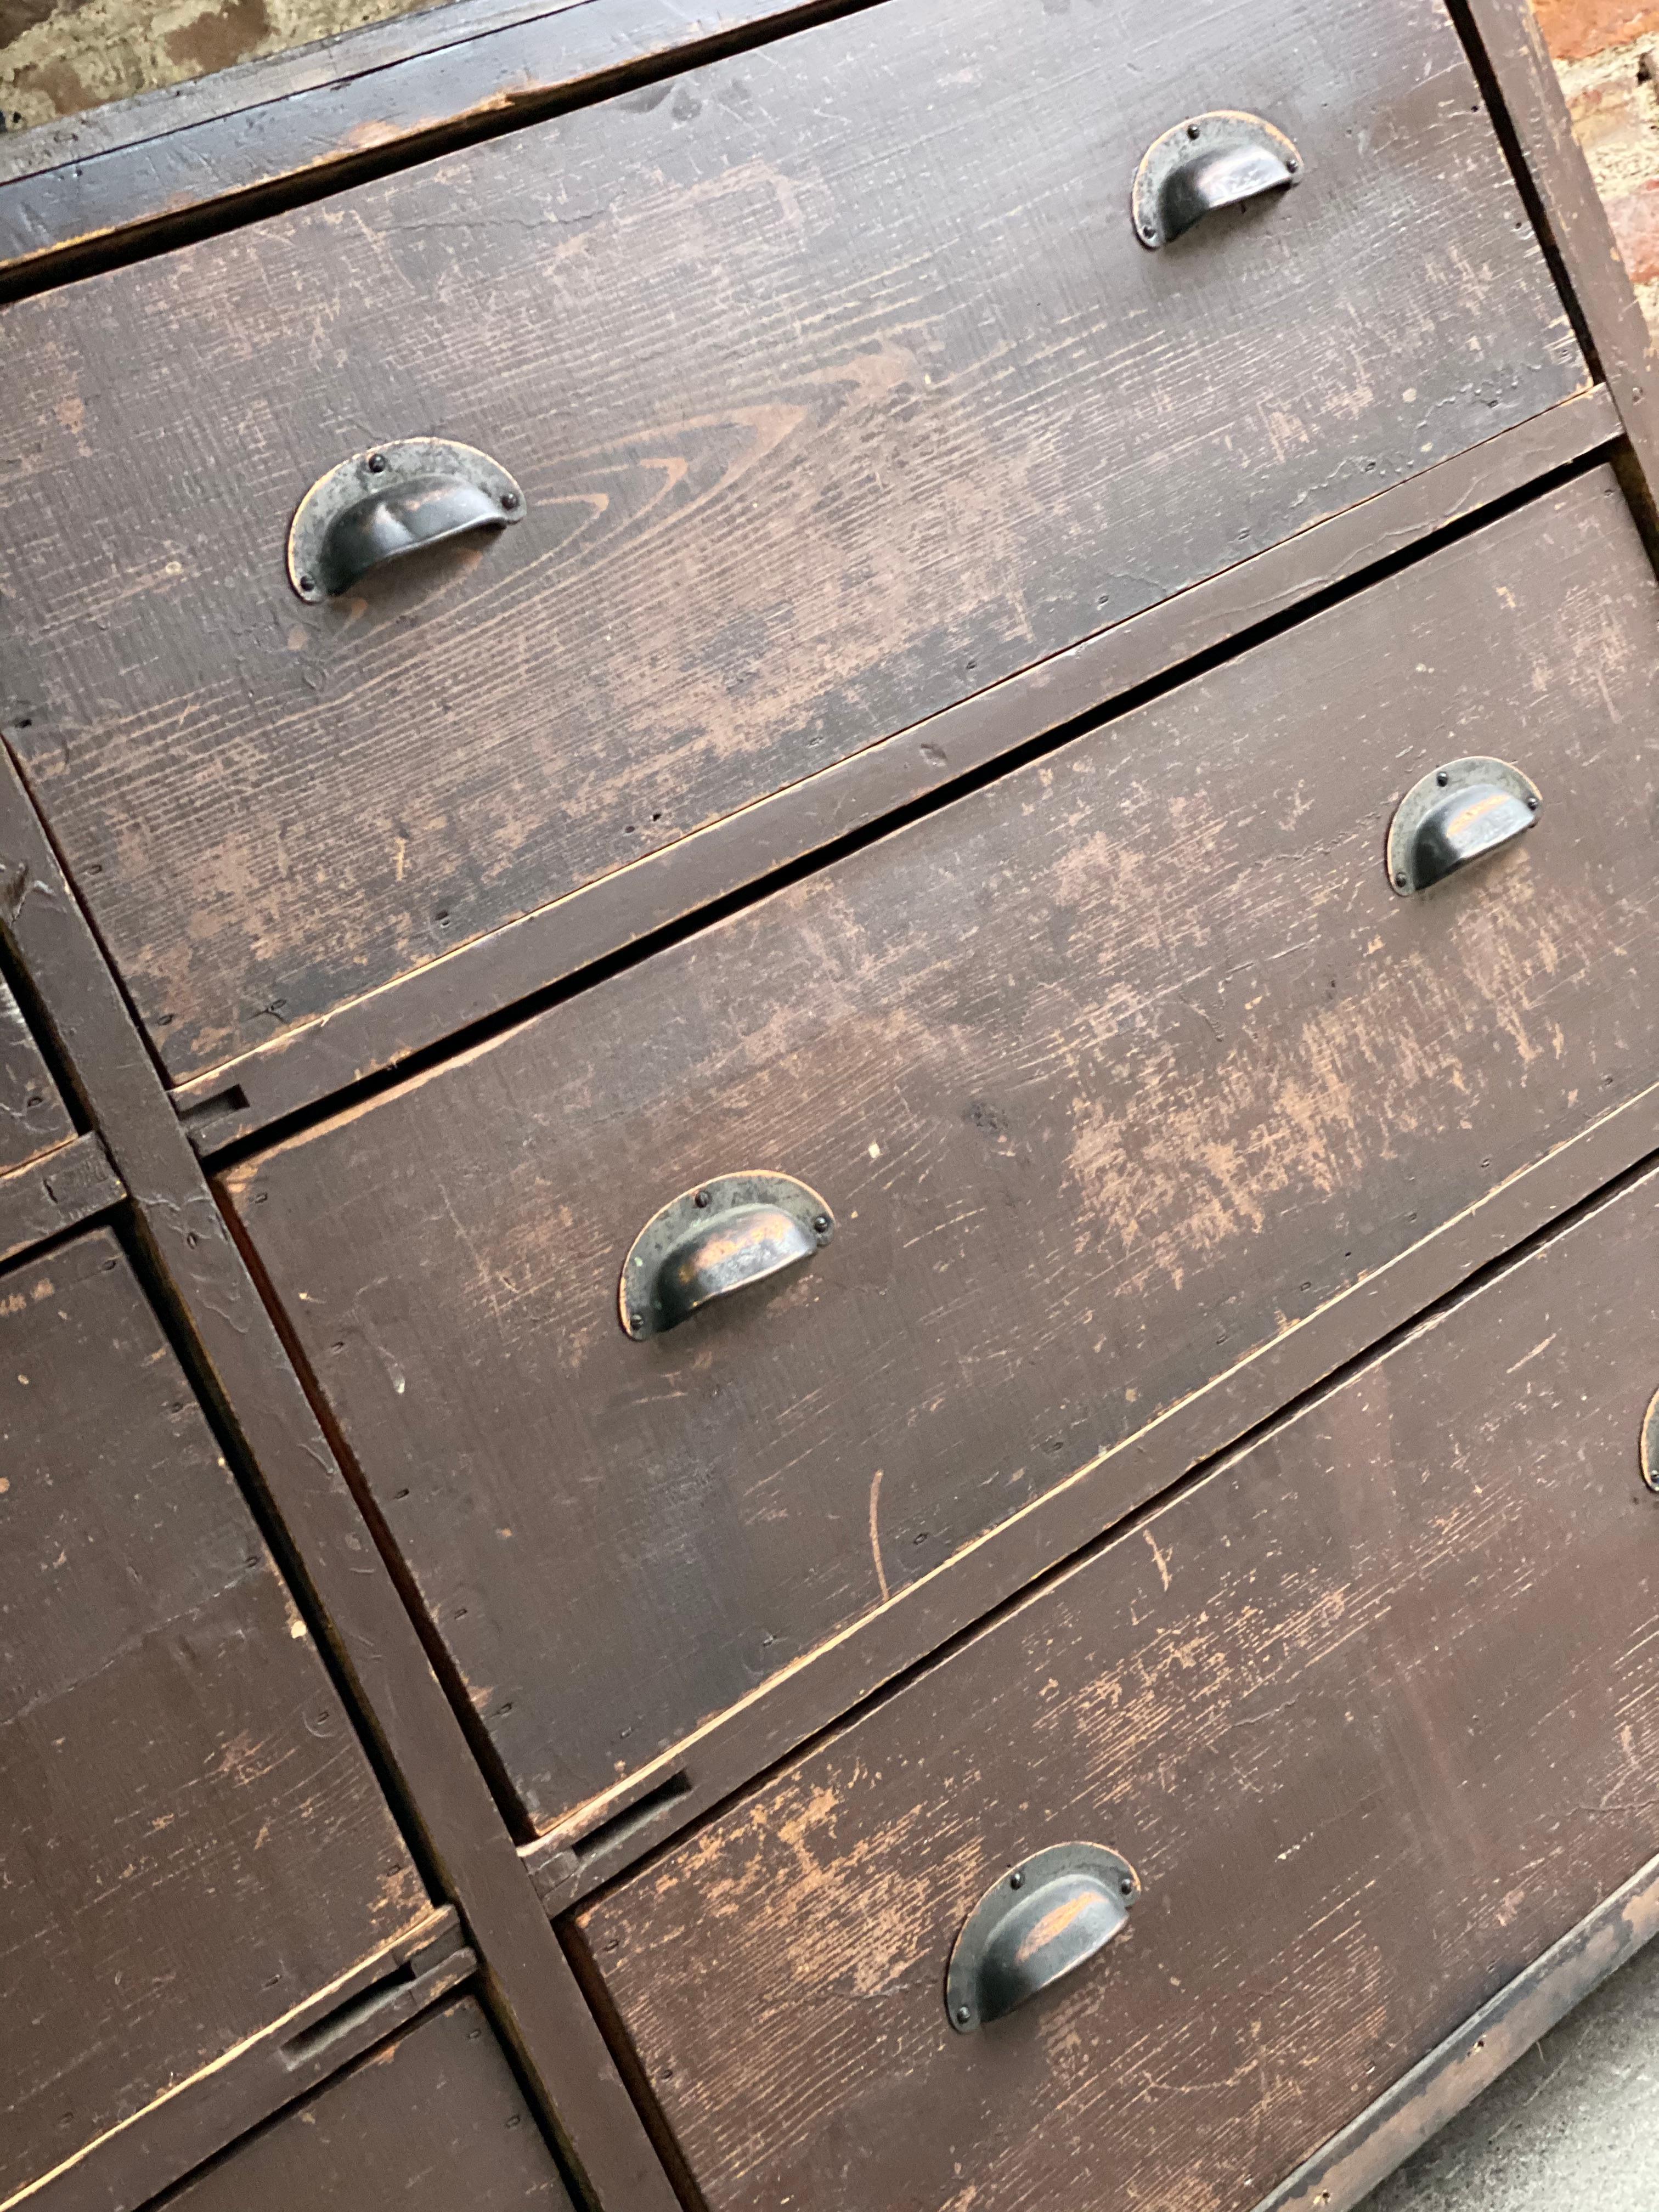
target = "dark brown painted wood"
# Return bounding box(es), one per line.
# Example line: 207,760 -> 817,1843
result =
0,1130 -> 123,1268
30,1927 -> 478,2212
0,1226 -> 440,2208
2,0 -> 1584,1088
572,1156 -> 1659,2212
1455,0 -> 1659,519
172,386 -> 1624,1157
157,1996 -> 574,2212
225,468 -> 1659,1853
0,0 -> 572,187
521,1018 -> 1659,1911
0,726 -> 679,2209
1256,1849 -> 1659,2210
0,0 -> 873,295
0,969 -> 74,1172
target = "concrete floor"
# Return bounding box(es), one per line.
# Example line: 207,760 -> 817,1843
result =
1361,1937 -> 1659,2210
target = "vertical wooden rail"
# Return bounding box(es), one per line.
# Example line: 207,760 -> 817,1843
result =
1456,0 -> 1659,507
0,743 -> 680,2212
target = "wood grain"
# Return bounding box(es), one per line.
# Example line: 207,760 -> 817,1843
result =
0,0 -> 872,291
158,1996 -> 573,2211
1258,1852 -> 1659,2209
0,1131 -> 123,1269
225,469 -> 1659,1842
0,972 -> 74,1175
170,386 -> 1624,1156
0,652 -> 681,2210
1,0 -> 1584,1082
0,1228 -> 435,2208
572,1156 -> 1659,2212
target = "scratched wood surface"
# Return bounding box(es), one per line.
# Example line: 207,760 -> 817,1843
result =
0,1228 -> 436,2206
159,1997 -> 574,2211
1,0 -> 1584,1085
223,469 -> 1659,1842
571,1157 -> 1659,2212
0,974 -> 74,1176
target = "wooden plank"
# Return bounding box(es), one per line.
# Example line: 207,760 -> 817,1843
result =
0,0 -> 580,184
0,970 -> 74,1174
227,468 -> 1659,1852
0,0 -> 870,294
28,1925 -> 478,2212
1255,1850 -> 1659,2211
0,1227 -> 438,2208
2,0 -> 1584,1084
570,1158 -> 1659,2212
1457,0 -> 1659,518
0,1130 -> 123,1267
157,1996 -> 574,2212
0,744 -> 678,2210
172,385 -> 1624,1154
521,1039 -> 1659,1908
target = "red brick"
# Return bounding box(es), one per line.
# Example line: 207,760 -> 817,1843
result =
1607,177 -> 1659,280
1536,0 -> 1659,62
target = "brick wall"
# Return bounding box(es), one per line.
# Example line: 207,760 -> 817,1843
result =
1538,0 -> 1659,331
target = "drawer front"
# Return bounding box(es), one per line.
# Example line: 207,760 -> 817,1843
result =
0,1229 -> 435,2202
225,468 -> 1659,1841
572,1158 -> 1659,2212
0,975 -> 74,1177
2,0 -> 1582,1083
159,1997 -> 572,2211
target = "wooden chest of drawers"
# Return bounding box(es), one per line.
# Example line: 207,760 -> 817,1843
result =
3,0 -> 1659,2208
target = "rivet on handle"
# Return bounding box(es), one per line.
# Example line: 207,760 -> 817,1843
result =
287,437 -> 526,600
619,1172 -> 834,1340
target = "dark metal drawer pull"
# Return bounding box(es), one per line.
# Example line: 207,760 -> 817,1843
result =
1387,757 -> 1541,895
1132,111 -> 1302,249
287,438 -> 526,600
946,1842 -> 1140,2032
620,1172 -> 834,1340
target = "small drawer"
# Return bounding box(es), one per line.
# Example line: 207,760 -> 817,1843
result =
223,466 -> 1659,1846
0,973 -> 73,1178
2,0 -> 1582,1085
156,1997 -> 572,2212
0,1229 -> 437,2203
571,1154 -> 1659,2212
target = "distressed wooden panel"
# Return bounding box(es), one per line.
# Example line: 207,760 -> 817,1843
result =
1,0 -> 1583,1081
0,1131 -> 124,1271
0,1228 -> 435,2205
572,1158 -> 1659,2212
0,972 -> 73,1175
157,1997 -> 573,2212
224,469 -> 1659,1841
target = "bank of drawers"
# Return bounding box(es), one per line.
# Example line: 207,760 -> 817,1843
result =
2,0 -> 1653,2205
0,1227 -> 441,2202
1,0 -> 1581,1085
570,1155 -> 1659,2212
223,467 -> 1659,1844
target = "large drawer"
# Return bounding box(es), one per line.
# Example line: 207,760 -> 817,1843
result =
224,467 -> 1659,1844
0,1229 -> 437,2202
157,1997 -> 572,2212
571,1154 -> 1659,2212
1,0 -> 1583,1084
